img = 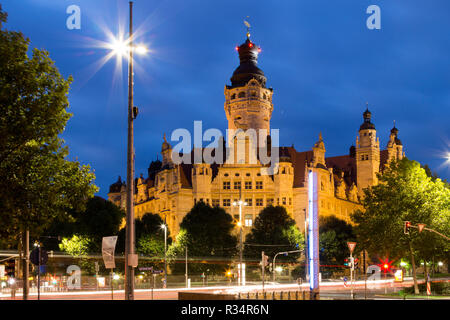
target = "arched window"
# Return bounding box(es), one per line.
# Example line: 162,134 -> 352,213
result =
238,92 -> 246,98
231,93 -> 236,100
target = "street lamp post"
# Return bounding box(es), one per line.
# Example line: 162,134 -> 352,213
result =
161,220 -> 168,289
104,1 -> 148,300
124,0 -> 136,301
272,250 -> 303,282
233,188 -> 247,286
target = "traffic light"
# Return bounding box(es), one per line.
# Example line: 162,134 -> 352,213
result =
354,258 -> 359,269
5,259 -> 15,277
344,258 -> 350,267
404,221 -> 411,234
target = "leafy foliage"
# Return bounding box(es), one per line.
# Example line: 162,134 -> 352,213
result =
244,206 -> 304,262
44,196 -> 124,252
116,212 -> 170,256
168,202 -> 237,274
59,234 -> 93,257
352,158 -> 450,260
319,215 -> 355,266
0,7 -> 97,245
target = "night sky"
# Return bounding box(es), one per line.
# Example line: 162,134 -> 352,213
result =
3,0 -> 450,198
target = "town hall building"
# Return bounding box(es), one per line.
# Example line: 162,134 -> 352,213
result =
108,32 -> 405,237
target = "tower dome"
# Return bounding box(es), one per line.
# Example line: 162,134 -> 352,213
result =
360,107 -> 375,130
230,37 -> 266,88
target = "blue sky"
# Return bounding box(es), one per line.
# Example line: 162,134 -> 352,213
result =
3,0 -> 450,197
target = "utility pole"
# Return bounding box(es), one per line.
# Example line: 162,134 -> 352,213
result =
261,251 -> 265,292
125,0 -> 136,301
185,246 -> 188,288
164,216 -> 167,288
233,188 -> 246,286
303,208 -> 308,283
22,230 -> 29,300
363,250 -> 367,300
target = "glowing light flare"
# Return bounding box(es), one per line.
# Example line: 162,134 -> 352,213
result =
378,258 -> 395,273
135,44 -> 149,55
108,37 -> 130,57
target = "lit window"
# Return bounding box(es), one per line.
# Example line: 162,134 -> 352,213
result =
245,215 -> 253,227
282,197 -> 286,205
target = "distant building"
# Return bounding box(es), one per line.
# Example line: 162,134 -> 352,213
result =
108,33 -> 405,237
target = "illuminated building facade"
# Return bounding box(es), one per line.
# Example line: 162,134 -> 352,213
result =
108,33 -> 405,237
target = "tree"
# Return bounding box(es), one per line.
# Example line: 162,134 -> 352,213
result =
352,158 -> 450,294
59,234 -> 93,257
135,213 -> 168,259
0,6 -> 98,245
44,196 -> 125,252
116,212 -> 170,256
168,202 -> 237,274
244,206 -> 304,263
319,215 -> 355,272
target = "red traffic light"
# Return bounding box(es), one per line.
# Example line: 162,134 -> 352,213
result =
378,258 -> 394,273
404,221 -> 411,234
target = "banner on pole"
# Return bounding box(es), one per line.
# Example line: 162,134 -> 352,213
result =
102,236 -> 118,269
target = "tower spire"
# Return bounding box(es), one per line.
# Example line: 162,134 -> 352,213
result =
244,17 -> 251,39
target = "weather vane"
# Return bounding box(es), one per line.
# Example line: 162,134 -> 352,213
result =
244,17 -> 251,39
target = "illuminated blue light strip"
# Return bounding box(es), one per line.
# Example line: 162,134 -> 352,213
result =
308,170 -> 319,292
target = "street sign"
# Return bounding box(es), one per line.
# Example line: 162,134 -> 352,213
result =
30,248 -> 48,265
139,267 -> 153,271
102,236 -> 118,269
152,270 -> 163,274
347,242 -> 356,253
418,223 -> 426,233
